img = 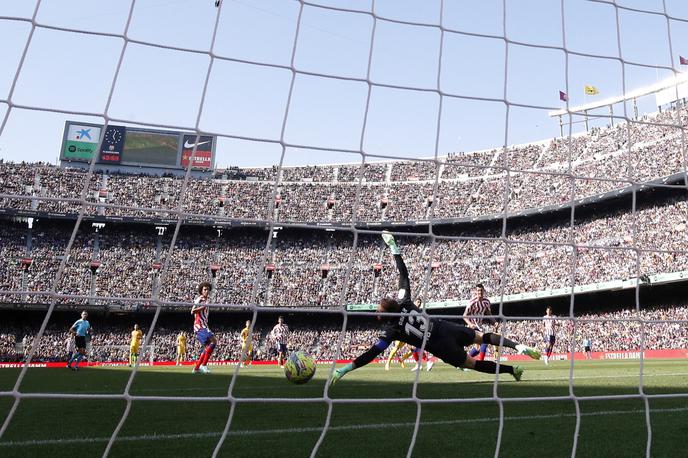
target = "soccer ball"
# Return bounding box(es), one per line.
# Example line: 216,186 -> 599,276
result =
284,351 -> 316,384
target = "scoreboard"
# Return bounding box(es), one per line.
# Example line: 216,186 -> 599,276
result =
60,122 -> 215,170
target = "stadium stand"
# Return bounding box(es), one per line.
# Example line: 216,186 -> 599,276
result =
0,107 -> 686,224
1,304 -> 686,363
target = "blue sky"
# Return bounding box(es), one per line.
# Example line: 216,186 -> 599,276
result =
2,0 -> 688,168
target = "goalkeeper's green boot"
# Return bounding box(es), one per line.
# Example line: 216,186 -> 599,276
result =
516,344 -> 541,360
512,365 -> 524,381
381,231 -> 401,255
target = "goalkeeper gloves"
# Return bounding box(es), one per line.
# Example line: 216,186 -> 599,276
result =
332,363 -> 354,384
381,231 -> 401,255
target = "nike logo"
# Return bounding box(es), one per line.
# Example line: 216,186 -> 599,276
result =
184,140 -> 211,149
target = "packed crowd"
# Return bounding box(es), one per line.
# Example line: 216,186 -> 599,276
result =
1,304 -> 686,363
1,108 -> 687,222
0,321 -> 379,363
1,188 -> 687,308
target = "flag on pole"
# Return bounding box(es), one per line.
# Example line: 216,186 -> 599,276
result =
584,85 -> 599,95
680,55 -> 688,65
559,90 -> 568,102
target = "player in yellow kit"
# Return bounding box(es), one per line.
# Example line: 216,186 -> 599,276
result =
176,331 -> 187,366
240,320 -> 253,367
384,340 -> 408,370
129,324 -> 143,367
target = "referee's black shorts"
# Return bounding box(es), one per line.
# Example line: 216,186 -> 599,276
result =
75,336 -> 86,349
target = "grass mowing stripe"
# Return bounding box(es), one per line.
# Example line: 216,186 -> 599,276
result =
9,370 -> 684,396
2,406 -> 686,448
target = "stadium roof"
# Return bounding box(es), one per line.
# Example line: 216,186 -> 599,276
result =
548,71 -> 688,118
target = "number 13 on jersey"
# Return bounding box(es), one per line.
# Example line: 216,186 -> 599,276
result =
403,309 -> 429,339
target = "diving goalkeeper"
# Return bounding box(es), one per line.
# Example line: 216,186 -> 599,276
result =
332,232 -> 540,383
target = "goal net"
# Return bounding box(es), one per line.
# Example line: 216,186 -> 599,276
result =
0,0 -> 687,456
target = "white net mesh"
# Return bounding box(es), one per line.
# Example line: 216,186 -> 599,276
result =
1,0 -> 688,456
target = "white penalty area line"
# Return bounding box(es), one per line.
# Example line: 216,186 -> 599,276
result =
2,406 -> 688,448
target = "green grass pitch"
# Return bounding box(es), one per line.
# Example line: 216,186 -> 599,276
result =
0,359 -> 686,457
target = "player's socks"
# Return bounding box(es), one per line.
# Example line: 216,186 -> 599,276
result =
200,343 -> 215,366
385,352 -> 395,370
482,333 -> 518,349
473,360 -> 514,375
194,352 -> 205,371
207,343 -> 215,362
401,350 -> 413,366
411,352 -> 420,370
74,353 -> 84,368
477,344 -> 487,361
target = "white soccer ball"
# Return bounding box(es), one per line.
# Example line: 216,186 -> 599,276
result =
284,351 -> 316,384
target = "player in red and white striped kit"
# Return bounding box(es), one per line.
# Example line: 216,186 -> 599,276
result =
463,284 -> 496,361
270,316 -> 290,368
543,306 -> 557,365
191,281 -> 217,374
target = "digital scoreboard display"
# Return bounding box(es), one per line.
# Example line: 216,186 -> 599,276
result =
60,122 -> 215,170
122,130 -> 179,166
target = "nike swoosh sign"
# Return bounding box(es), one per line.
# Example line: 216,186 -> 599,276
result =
184,140 -> 211,149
